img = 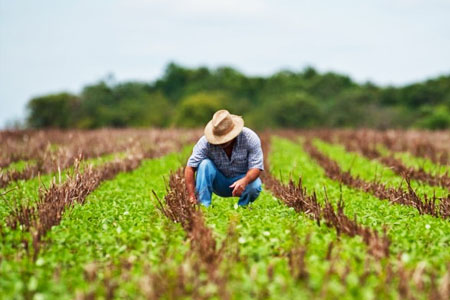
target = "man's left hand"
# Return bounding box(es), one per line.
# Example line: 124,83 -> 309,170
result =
230,177 -> 248,197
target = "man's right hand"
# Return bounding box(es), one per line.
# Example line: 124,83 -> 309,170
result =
189,194 -> 197,205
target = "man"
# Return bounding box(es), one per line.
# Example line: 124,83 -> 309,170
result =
185,109 -> 264,207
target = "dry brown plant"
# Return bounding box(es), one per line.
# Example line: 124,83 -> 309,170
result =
321,129 -> 450,190
0,128 -> 202,188
154,168 -> 240,300
300,138 -> 450,220
6,130 -> 198,258
261,135 -> 390,260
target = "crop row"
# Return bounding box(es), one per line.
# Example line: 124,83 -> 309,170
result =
0,131 -> 198,299
3,130 -> 195,253
0,130 -> 199,210
194,135 -> 450,299
301,138 -> 449,219
156,169 -> 236,299
1,130 -> 449,299
312,129 -> 449,190
260,140 -> 390,260
313,139 -> 448,199
0,153 -> 193,298
329,129 -> 448,165
0,129 -> 201,188
151,162 -> 449,299
269,137 -> 450,266
1,129 -> 133,168
261,137 -> 450,299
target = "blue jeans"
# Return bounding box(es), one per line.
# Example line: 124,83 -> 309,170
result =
195,159 -> 262,207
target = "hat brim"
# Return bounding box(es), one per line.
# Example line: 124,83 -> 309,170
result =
204,115 -> 244,145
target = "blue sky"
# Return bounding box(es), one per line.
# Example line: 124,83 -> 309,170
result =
1,0 -> 450,128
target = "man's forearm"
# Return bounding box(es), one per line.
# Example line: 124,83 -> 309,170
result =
184,166 -> 196,198
244,168 -> 261,184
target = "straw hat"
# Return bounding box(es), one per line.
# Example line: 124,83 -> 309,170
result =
204,110 -> 244,145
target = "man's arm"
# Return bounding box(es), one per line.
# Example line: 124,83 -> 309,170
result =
185,137 -> 208,204
184,166 -> 197,204
230,129 -> 264,196
230,168 -> 261,197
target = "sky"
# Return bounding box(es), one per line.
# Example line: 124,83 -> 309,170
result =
1,0 -> 450,128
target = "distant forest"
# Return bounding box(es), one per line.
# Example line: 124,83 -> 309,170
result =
27,63 -> 450,129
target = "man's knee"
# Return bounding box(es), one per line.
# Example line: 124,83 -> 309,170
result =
196,159 -> 217,179
198,159 -> 213,168
246,178 -> 262,197
198,159 -> 214,171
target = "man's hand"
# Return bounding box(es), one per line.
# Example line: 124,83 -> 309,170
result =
185,166 -> 197,205
230,169 -> 261,197
230,177 -> 249,197
189,194 -> 197,205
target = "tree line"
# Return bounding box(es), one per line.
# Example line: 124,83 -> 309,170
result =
27,63 -> 450,129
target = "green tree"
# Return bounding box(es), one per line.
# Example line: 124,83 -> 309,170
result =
325,88 -> 381,127
155,62 -> 191,102
414,104 -> 450,129
78,81 -> 114,128
27,93 -> 80,128
25,63 -> 450,130
251,92 -> 322,129
78,81 -> 153,128
172,92 -> 226,127
126,92 -> 172,127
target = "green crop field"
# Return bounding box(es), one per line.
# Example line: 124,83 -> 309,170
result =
0,129 -> 449,300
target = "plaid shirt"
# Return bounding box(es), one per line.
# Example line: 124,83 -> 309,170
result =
187,127 -> 264,178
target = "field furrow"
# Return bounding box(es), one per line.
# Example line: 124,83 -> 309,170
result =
304,138 -> 450,219
310,129 -> 449,166
269,137 -> 450,268
0,148 -> 191,299
0,129 -> 200,169
262,167 -> 390,261
323,133 -> 450,190
204,189 -> 380,299
0,129 -> 200,189
386,149 -> 450,178
155,168 -> 236,299
0,153 -> 122,221
311,137 -> 449,198
1,129 -> 449,299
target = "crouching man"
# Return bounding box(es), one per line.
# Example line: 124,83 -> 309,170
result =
185,109 -> 264,207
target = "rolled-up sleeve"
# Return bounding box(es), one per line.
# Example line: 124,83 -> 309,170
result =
187,136 -> 208,168
247,132 -> 264,171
